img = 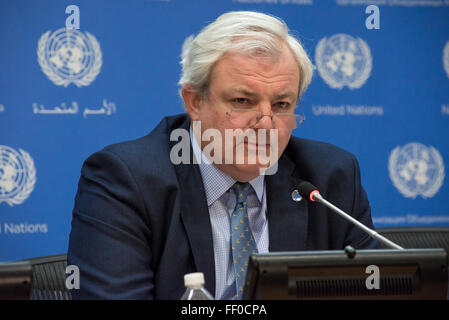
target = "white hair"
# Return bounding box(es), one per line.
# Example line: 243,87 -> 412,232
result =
178,11 -> 314,104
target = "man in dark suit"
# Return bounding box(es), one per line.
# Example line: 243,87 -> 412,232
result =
68,11 -> 381,300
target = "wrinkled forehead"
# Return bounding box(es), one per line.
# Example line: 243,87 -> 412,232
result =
207,46 -> 301,97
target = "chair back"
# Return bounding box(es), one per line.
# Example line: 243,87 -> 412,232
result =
24,254 -> 71,300
378,227 -> 449,254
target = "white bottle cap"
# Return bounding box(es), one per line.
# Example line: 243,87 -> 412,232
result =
184,272 -> 205,287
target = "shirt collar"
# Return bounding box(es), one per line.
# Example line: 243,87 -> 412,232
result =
190,126 -> 265,206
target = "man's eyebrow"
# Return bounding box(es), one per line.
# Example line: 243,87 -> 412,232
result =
227,88 -> 297,100
273,91 -> 297,100
228,87 -> 259,97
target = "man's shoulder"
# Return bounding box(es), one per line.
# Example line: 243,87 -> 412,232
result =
84,114 -> 189,175
286,136 -> 358,172
288,135 -> 354,156
101,114 -> 188,160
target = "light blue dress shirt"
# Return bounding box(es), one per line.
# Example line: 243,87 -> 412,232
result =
190,126 -> 269,300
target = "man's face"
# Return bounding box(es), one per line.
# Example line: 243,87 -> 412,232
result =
185,43 -> 300,182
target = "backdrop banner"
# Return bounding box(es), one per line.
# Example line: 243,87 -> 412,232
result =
1,0 -> 448,261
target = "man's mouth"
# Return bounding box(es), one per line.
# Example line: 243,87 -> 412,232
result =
244,141 -> 270,150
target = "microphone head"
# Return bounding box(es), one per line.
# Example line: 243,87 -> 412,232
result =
297,181 -> 319,201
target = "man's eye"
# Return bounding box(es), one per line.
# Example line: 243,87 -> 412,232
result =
232,98 -> 254,108
233,98 -> 250,105
274,102 -> 290,109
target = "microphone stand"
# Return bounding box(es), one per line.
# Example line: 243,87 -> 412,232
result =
312,192 -> 404,250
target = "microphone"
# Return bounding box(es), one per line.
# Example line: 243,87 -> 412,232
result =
297,181 -> 404,250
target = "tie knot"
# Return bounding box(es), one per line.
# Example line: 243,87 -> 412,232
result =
231,182 -> 251,203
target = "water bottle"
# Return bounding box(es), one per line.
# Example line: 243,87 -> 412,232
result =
180,272 -> 215,300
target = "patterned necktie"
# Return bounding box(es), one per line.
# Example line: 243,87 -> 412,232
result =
230,182 -> 258,300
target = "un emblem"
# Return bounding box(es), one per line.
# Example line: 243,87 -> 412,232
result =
443,41 -> 449,79
0,146 -> 36,206
315,34 -> 372,89
37,28 -> 102,87
388,143 -> 445,199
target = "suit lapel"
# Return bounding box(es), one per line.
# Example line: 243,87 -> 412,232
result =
171,118 -> 216,295
266,153 -> 309,252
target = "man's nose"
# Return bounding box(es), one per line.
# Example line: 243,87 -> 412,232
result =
254,103 -> 274,129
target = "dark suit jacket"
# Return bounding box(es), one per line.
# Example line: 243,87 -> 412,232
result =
67,113 -> 381,299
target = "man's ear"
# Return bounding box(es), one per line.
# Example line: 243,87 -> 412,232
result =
181,84 -> 202,121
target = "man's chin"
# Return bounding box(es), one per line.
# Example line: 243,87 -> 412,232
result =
216,162 -> 271,182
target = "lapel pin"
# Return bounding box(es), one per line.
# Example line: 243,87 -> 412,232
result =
291,189 -> 302,202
